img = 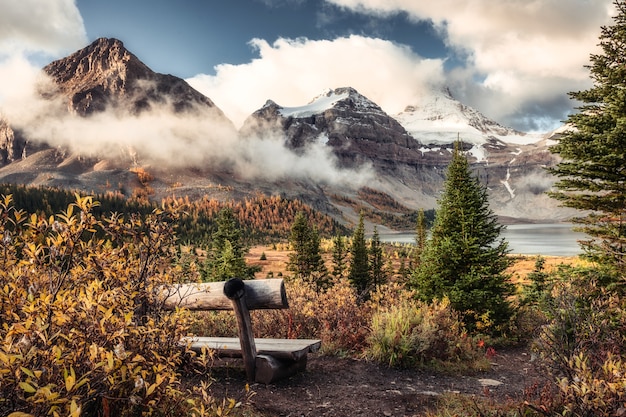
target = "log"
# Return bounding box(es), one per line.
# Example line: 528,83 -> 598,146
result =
255,354 -> 308,384
161,278 -> 288,311
225,278 -> 257,382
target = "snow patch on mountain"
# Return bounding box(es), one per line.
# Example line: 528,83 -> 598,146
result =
395,89 -> 543,147
279,89 -> 349,118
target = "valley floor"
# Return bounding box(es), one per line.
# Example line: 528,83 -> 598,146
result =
245,245 -> 584,283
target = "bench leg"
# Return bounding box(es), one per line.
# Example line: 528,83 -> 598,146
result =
255,354 -> 308,384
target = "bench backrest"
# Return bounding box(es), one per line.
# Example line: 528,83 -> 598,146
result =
162,278 -> 288,311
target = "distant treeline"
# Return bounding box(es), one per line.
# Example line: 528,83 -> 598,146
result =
0,184 -> 348,245
164,194 -> 349,245
0,184 -> 155,218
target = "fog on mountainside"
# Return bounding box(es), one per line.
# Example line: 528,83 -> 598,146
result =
0,38 -> 575,224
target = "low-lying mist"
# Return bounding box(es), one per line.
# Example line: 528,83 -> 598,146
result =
0,64 -> 374,188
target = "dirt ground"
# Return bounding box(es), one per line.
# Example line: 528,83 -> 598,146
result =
204,346 -> 548,417
195,247 -> 569,416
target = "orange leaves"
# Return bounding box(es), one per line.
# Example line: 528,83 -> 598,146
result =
0,194 -> 194,416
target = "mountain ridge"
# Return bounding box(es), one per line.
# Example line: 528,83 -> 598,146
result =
0,38 -> 574,226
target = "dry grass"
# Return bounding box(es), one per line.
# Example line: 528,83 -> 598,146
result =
507,254 -> 588,285
246,245 -> 291,278
246,244 -> 584,282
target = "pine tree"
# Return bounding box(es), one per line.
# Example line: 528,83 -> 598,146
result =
412,142 -> 514,332
414,208 -> 427,267
369,226 -> 386,288
349,212 -> 370,297
201,207 -> 252,282
287,212 -> 311,279
331,234 -> 348,281
548,0 -> 626,276
287,212 -> 329,290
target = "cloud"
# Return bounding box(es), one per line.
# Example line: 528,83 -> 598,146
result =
0,0 -> 87,57
0,7 -> 374,188
322,0 -> 615,131
0,66 -> 372,187
233,132 -> 374,185
187,35 -> 445,128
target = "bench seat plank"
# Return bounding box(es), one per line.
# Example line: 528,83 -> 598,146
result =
184,336 -> 321,361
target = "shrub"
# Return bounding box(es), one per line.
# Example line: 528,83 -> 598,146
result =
532,265 -> 626,416
0,195 -> 197,416
367,297 -> 488,371
557,352 -> 626,416
253,278 -> 371,354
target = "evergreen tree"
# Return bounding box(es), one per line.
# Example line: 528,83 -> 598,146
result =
411,142 -> 514,332
549,0 -> 626,276
349,212 -> 370,297
397,254 -> 409,282
414,208 -> 427,267
287,212 -> 329,290
369,226 -> 386,288
201,207 -> 253,282
331,234 -> 348,281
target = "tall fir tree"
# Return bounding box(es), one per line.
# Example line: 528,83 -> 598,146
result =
201,207 -> 253,282
414,208 -> 427,268
548,0 -> 626,276
411,142 -> 514,332
349,212 -> 370,297
287,212 -> 329,290
369,226 -> 386,288
331,234 -> 348,282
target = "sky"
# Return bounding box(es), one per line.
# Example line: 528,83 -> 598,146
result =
0,0 -> 617,134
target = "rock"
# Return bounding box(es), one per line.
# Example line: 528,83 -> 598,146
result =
478,378 -> 503,387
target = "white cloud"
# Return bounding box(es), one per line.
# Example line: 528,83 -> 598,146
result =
0,66 -> 372,187
322,0 -> 615,131
0,0 -> 87,57
187,35 -> 445,128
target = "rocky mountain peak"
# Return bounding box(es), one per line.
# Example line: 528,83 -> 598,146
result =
44,38 -> 150,91
43,37 -> 227,117
291,86 -> 387,117
240,86 -> 421,166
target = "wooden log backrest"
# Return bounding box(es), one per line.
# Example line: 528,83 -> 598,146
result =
162,278 -> 288,311
162,278 -> 288,381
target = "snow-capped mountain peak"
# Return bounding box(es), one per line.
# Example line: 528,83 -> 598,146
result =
278,89 -> 349,118
395,88 -> 542,147
277,87 -> 386,119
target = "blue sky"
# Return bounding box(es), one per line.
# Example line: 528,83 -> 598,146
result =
0,0 -> 617,132
77,0 -> 448,78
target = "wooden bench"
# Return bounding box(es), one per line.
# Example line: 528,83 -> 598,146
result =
162,278 -> 321,384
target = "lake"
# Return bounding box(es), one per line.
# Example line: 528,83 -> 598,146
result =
378,223 -> 587,256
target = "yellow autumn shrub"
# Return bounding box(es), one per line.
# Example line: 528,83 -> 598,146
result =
0,194 -> 196,416
367,296 -> 488,370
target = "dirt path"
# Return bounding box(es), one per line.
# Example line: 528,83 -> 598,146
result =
206,346 -> 548,417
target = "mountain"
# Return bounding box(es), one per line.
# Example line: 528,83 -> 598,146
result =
242,86 -> 570,222
42,37 -> 230,119
395,88 -> 535,148
0,39 -> 574,228
241,87 -> 424,167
